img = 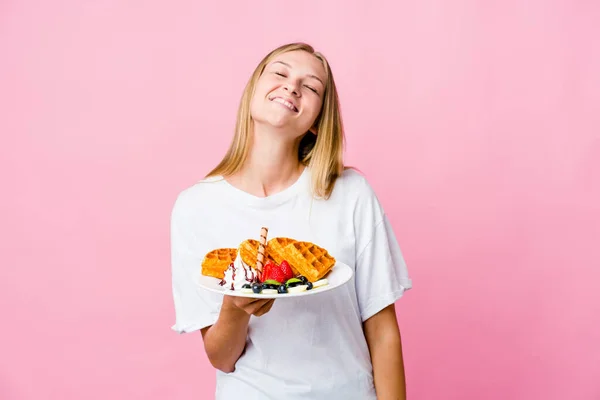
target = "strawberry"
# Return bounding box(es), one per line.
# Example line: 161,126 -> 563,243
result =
268,265 -> 286,284
261,260 -> 275,283
280,260 -> 294,281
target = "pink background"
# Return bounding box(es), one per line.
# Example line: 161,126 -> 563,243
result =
1,1 -> 599,399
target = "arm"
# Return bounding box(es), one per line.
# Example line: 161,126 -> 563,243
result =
363,304 -> 407,400
201,296 -> 274,373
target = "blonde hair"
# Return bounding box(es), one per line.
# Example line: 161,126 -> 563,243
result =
206,42 -> 346,199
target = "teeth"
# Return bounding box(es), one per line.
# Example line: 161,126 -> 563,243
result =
272,97 -> 297,112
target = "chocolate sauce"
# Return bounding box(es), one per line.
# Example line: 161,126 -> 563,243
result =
230,264 -> 236,290
242,262 -> 255,283
220,261 -> 259,290
219,263 -> 236,289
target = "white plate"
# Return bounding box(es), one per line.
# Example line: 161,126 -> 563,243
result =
195,262 -> 353,299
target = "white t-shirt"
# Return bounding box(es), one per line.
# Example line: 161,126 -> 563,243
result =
170,167 -> 412,400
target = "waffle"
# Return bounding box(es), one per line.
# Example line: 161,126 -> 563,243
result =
283,241 -> 336,282
267,237 -> 298,273
238,239 -> 262,268
201,248 -> 237,279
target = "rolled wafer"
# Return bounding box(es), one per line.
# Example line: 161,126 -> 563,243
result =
256,227 -> 268,278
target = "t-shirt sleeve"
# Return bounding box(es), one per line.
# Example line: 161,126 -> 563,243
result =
170,191 -> 223,334
353,180 -> 413,322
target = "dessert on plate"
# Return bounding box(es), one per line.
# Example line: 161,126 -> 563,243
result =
200,227 -> 335,295
201,247 -> 237,279
266,237 -> 297,272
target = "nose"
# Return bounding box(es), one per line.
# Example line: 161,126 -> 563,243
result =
283,80 -> 300,96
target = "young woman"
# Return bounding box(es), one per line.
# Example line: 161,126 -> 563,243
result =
170,42 -> 412,400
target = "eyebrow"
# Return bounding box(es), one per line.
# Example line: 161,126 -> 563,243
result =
272,60 -> 325,87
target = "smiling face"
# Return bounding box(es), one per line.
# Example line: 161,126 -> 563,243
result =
208,42 -> 345,199
249,50 -> 327,138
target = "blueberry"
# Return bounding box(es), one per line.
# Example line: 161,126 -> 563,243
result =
263,283 -> 279,290
306,281 -> 313,290
252,283 -> 262,294
277,284 -> 287,294
298,276 -> 308,284
242,283 -> 251,289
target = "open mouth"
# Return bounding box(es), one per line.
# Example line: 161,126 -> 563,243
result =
269,96 -> 298,113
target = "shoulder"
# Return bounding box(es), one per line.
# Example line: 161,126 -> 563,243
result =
333,167 -> 377,198
171,175 -> 225,218
329,167 -> 385,222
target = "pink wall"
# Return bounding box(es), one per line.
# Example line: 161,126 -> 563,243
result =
1,1 -> 598,399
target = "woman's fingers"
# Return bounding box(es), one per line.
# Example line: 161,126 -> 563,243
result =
242,299 -> 274,316
229,296 -> 275,316
253,299 -> 275,317
232,297 -> 261,309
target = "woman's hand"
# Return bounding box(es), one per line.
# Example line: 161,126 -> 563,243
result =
201,295 -> 275,373
223,295 -> 275,317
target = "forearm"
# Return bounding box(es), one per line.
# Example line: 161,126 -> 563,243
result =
371,331 -> 406,399
202,302 -> 250,373
364,305 -> 407,400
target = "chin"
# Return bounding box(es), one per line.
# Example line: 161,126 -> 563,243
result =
252,111 -> 292,128
268,116 -> 293,129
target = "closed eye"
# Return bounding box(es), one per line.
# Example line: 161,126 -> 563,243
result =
304,85 -> 318,94
275,72 -> 286,77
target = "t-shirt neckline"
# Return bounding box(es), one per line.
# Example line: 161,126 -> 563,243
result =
218,166 -> 310,208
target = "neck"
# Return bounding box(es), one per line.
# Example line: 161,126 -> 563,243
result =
231,123 -> 305,197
